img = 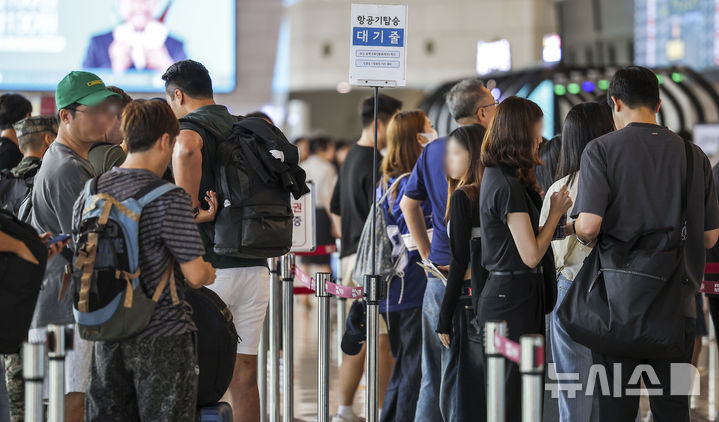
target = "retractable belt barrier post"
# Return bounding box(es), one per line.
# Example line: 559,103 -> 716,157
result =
23,340 -> 44,422
520,335 -> 544,422
485,321 -> 507,422
701,262 -> 719,420
315,272 -> 332,422
293,264 -> 363,421
364,274 -> 383,422
485,320 -> 545,422
268,257 -> 281,422
281,254 -> 295,422
47,324 -> 73,422
259,309 -> 269,422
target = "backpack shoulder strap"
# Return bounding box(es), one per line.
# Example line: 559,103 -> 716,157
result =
135,181 -> 182,209
378,173 -> 411,204
179,116 -> 226,141
151,258 -> 179,305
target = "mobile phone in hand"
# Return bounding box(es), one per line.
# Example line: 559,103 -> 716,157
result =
47,234 -> 70,247
553,214 -> 567,240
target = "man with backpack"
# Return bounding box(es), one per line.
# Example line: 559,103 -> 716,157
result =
571,66 -> 719,420
28,71 -> 119,422
163,60 -> 270,422
0,116 -> 57,215
73,98 -> 215,421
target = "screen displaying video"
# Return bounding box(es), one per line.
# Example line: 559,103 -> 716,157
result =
634,0 -> 719,69
0,0 -> 235,93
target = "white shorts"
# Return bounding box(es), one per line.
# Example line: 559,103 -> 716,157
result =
207,266 -> 270,355
28,326 -> 93,395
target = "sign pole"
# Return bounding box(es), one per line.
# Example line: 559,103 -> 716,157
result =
349,5 -> 407,421
364,85 -> 382,422
281,254 -> 295,422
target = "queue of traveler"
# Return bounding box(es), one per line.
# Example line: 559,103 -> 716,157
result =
2,63 -> 719,422
327,66 -> 719,422
0,59 -> 310,422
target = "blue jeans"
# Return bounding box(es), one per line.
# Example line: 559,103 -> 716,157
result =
414,277 -> 444,422
0,359 -> 9,422
551,275 -> 595,422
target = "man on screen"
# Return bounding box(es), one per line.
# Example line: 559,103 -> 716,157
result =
83,0 -> 187,73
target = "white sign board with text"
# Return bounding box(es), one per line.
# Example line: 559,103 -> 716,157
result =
291,181 -> 317,253
349,3 -> 407,87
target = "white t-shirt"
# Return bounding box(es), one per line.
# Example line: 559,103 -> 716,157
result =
539,173 -> 593,281
300,154 -> 337,211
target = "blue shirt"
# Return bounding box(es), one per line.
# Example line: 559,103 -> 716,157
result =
377,177 -> 431,312
403,137 -> 450,266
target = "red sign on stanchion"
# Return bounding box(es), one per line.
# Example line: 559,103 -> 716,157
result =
493,332 -> 545,367
700,262 -> 719,295
494,332 -> 521,363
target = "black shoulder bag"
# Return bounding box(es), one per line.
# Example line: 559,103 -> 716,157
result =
557,140 -> 694,360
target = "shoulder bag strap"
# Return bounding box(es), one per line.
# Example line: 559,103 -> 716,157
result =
681,139 -> 694,242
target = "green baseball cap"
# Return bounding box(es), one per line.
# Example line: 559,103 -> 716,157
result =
55,71 -> 121,111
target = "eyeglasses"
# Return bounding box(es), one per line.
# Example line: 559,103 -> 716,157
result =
472,101 -> 499,117
69,104 -> 119,117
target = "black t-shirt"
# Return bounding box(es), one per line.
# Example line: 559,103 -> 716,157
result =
330,145 -> 381,257
480,165 -> 539,272
572,122 -> 719,316
0,137 -> 22,172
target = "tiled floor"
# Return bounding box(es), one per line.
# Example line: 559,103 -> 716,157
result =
275,295 -> 719,421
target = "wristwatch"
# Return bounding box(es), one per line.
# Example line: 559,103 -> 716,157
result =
192,206 -> 200,218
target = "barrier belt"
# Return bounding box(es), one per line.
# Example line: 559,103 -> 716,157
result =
293,266 -> 364,299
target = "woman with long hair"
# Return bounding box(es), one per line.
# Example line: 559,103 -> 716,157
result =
435,124 -> 487,420
540,102 -> 614,422
377,109 -> 435,422
478,96 -> 572,421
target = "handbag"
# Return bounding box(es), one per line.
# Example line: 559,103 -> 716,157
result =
352,174 -> 410,285
525,187 -> 558,315
556,139 -> 694,360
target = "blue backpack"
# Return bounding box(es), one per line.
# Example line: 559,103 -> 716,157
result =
72,177 -> 182,341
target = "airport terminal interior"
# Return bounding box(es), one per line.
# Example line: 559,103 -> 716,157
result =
6,0 -> 719,421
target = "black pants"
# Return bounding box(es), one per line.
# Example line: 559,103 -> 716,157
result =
708,295 -> 719,336
440,295 -> 486,422
477,273 -> 544,422
380,306 -> 423,422
591,317 -> 696,422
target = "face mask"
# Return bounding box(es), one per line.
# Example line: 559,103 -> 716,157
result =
419,131 -> 438,146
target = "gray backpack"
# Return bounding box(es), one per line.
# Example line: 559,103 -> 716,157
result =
352,174 -> 409,285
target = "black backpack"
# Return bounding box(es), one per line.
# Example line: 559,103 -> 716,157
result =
0,209 -> 47,353
184,286 -> 239,406
0,162 -> 38,217
180,116 -> 308,259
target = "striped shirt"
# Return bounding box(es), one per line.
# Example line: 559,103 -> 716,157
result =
72,167 -> 205,337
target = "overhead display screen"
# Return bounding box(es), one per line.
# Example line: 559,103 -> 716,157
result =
0,0 -> 236,92
635,0 -> 719,69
